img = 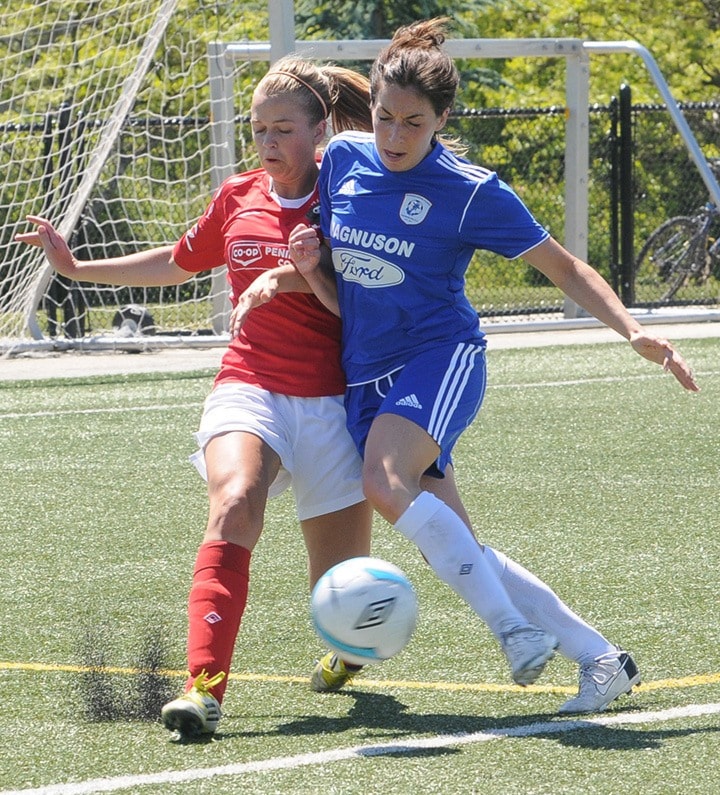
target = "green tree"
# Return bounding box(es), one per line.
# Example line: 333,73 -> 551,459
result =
292,0 -> 720,105
294,0 -> 492,39
470,0 -> 720,104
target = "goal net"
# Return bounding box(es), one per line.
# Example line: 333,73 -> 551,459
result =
1,0 -> 268,355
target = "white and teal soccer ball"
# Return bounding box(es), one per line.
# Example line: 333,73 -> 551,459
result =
311,556 -> 418,666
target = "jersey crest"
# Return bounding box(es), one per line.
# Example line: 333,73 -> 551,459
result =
399,193 -> 432,225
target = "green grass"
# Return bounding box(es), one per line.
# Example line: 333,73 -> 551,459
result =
1,337 -> 719,794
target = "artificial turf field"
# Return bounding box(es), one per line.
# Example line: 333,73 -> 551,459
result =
1,335 -> 718,794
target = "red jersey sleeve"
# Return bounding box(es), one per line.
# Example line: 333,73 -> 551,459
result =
173,177 -> 249,273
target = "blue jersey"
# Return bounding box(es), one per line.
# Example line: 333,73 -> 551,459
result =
319,131 -> 549,384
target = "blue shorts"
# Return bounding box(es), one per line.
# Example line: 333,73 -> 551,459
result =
344,341 -> 487,477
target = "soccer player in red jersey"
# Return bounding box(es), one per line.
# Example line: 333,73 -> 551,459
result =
16,57 -> 375,739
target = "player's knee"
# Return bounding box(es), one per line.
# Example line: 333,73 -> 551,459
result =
361,461 -> 407,523
206,476 -> 266,539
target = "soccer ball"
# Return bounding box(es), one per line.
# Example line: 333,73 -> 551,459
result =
311,556 -> 418,666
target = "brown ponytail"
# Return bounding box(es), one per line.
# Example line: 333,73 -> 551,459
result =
257,56 -> 372,134
322,65 -> 373,133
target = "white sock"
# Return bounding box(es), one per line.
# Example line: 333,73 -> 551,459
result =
483,545 -> 615,663
394,492 -> 528,638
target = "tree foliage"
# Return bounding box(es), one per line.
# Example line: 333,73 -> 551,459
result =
292,0 -> 720,105
455,0 -> 720,105
294,0 -> 492,40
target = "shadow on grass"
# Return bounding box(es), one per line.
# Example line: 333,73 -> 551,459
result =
224,688 -> 720,754
540,721 -> 720,751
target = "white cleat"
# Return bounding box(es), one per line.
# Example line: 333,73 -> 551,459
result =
161,670 -> 225,738
559,651 -> 641,714
500,625 -> 558,686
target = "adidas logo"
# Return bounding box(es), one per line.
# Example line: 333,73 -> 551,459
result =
338,178 -> 357,196
395,393 -> 422,409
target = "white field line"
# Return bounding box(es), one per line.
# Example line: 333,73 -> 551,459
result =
490,369 -> 720,390
0,404 -> 203,420
3,702 -> 720,795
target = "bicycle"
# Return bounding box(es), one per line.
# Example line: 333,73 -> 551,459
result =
634,160 -> 720,301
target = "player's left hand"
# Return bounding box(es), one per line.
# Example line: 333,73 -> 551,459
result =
629,330 -> 700,392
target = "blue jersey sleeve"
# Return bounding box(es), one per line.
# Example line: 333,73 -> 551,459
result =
460,172 -> 549,259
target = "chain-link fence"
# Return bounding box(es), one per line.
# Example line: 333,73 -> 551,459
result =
8,96 -> 719,340
631,101 -> 720,308
447,98 -> 720,321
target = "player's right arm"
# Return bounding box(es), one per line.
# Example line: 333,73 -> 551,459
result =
230,223 -> 341,337
15,215 -> 189,286
229,264 -> 314,338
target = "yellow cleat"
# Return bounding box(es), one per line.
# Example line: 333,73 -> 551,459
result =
161,669 -> 226,738
310,652 -> 361,692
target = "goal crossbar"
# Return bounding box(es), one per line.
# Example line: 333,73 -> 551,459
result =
214,36 -> 591,318
215,35 -> 720,266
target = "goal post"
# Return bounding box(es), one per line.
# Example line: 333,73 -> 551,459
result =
3,21 -> 591,354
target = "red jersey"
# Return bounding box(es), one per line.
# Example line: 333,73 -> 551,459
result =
173,168 -> 345,397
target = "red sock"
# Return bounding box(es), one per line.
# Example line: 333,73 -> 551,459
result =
185,540 -> 251,704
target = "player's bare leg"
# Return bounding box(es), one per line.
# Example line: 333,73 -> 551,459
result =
303,501 -> 373,692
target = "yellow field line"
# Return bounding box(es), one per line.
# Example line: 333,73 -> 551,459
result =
2,660 -> 719,695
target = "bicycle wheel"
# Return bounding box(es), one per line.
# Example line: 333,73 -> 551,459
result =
634,216 -> 701,301
660,232 -> 707,300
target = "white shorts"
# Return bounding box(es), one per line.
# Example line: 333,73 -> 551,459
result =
190,382 -> 364,521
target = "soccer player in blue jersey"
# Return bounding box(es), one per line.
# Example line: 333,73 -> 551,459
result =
242,18 -> 698,713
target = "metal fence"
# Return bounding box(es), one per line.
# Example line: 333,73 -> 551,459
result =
9,96 -> 720,337
449,97 -> 720,319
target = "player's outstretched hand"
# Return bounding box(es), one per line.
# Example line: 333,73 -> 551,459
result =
15,215 -> 78,278
289,223 -> 321,278
629,330 -> 700,392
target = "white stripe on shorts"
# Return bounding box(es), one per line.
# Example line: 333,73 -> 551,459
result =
427,342 -> 483,443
